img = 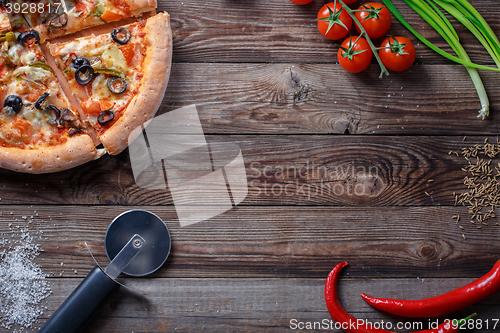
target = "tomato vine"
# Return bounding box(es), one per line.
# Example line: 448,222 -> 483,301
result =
336,0 -> 389,78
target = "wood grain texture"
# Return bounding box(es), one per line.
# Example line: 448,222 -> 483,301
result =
163,0 -> 500,65
2,0 -> 500,332
1,205 -> 498,279
12,277 -> 500,333
161,63 -> 500,134
0,135 -> 491,206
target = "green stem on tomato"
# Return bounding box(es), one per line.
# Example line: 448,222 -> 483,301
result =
337,0 -> 389,78
381,0 -> 492,119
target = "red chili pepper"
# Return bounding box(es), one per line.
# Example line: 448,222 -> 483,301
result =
325,262 -> 474,333
361,260 -> 500,318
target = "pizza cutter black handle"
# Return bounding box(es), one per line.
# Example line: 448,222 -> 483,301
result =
38,266 -> 120,333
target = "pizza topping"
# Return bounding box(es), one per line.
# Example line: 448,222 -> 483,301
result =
29,61 -> 52,71
71,56 -> 90,69
107,76 -> 126,94
97,109 -> 114,126
21,51 -> 37,64
59,107 -> 82,129
34,92 -> 49,110
119,42 -> 136,66
86,4 -> 104,19
93,67 -> 123,78
3,95 -> 23,115
4,32 -> 16,44
0,31 -> 15,44
44,105 -> 60,125
13,65 -> 52,83
75,64 -> 94,85
17,30 -> 40,46
80,98 -> 101,115
100,9 -> 125,23
49,13 -> 68,28
111,27 -> 130,45
101,47 -> 127,72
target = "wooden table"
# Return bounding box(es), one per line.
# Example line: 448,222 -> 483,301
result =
2,0 -> 500,332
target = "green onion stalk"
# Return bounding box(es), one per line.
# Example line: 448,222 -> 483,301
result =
382,0 -> 500,119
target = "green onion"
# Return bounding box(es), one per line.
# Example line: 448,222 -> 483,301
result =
381,0 -> 500,72
433,0 -> 500,68
382,0 -> 496,119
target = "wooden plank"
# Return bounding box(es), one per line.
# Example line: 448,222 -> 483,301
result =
9,277 -> 499,333
0,135 -> 492,206
162,63 -> 500,134
162,0 -> 500,64
1,206 -> 499,279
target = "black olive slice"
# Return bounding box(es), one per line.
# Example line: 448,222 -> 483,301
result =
17,30 -> 40,46
44,105 -> 61,124
75,65 -> 94,85
71,57 -> 90,69
3,95 -> 23,115
97,109 -> 114,126
107,76 -> 127,94
35,92 -> 49,110
111,27 -> 131,45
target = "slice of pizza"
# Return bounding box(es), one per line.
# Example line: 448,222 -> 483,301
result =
13,0 -> 64,31
0,2 -> 30,33
29,0 -> 156,42
0,30 -> 103,173
47,12 -> 172,155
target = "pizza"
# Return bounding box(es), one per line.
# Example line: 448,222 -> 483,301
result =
48,13 -> 171,154
30,0 -> 157,42
0,1 -> 172,173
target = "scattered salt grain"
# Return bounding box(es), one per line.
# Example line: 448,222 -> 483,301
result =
0,225 -> 51,331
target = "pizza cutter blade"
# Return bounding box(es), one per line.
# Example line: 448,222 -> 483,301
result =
38,210 -> 171,333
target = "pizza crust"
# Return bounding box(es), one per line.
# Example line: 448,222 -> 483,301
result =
0,134 -> 104,174
127,0 -> 157,13
99,12 -> 172,155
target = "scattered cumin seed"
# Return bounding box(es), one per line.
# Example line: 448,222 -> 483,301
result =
455,138 -> 500,227
459,226 -> 464,230
462,234 -> 467,240
425,191 -> 430,196
428,179 -> 434,182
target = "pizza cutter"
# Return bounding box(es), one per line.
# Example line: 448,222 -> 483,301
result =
38,210 -> 171,333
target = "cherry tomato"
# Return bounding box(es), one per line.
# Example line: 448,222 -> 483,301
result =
337,36 -> 372,73
354,2 -> 391,39
317,2 -> 352,40
289,0 -> 313,4
378,36 -> 416,72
